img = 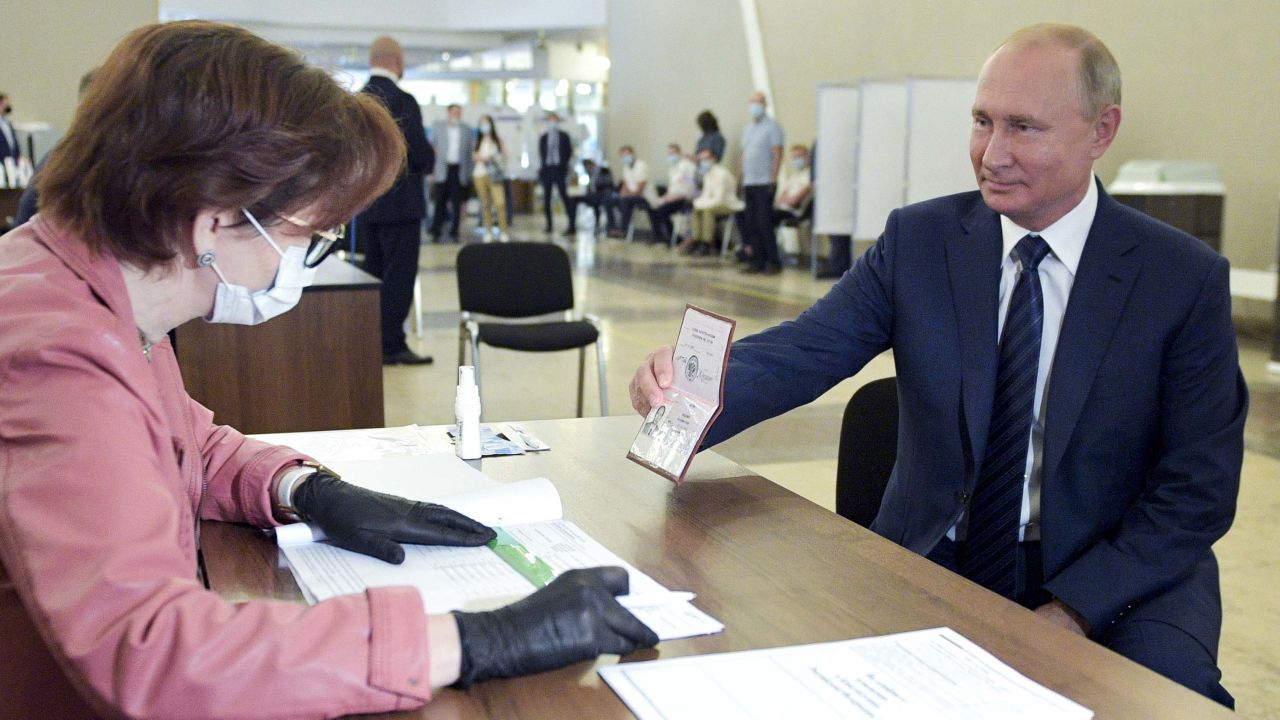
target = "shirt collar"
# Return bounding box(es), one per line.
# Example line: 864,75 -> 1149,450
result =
999,175 -> 1097,276
368,67 -> 399,83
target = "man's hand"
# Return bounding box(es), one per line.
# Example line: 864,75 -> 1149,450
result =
293,472 -> 496,564
1034,599 -> 1090,637
628,345 -> 674,416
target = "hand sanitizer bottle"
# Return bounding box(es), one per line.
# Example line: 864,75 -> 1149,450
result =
455,366 -> 482,460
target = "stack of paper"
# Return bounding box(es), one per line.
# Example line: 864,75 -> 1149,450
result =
599,627 -> 1092,719
275,460 -> 722,641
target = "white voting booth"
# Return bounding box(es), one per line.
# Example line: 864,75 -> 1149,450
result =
813,78 -> 977,272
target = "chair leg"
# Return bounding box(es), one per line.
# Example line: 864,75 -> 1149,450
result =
720,215 -> 736,259
413,276 -> 424,338
576,346 -> 587,418
457,321 -> 468,366
595,340 -> 608,416
471,341 -> 483,422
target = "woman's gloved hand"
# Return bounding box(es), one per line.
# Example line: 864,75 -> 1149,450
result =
452,566 -> 659,686
292,470 -> 496,564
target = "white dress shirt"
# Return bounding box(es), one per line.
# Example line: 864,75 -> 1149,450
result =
445,124 -> 462,164
952,177 -> 1098,543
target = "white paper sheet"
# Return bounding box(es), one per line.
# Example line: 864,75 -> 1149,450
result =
599,627 -> 1092,720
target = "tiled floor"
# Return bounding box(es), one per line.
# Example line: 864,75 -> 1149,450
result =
385,215 -> 1279,717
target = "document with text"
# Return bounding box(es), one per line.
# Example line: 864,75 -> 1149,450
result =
628,305 -> 736,483
599,627 -> 1092,720
276,472 -> 722,641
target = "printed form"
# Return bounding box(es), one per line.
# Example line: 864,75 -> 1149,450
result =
600,627 -> 1092,720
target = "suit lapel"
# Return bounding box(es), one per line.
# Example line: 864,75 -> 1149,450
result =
1042,188 -> 1141,481
949,198 -> 1003,471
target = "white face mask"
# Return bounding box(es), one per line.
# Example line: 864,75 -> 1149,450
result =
202,209 -> 318,325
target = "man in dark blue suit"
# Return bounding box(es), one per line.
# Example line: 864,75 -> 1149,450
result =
357,36 -> 435,365
631,24 -> 1244,707
0,94 -> 19,163
538,112 -> 573,235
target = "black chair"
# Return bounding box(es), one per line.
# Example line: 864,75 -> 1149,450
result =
455,242 -> 607,418
835,376 -> 898,528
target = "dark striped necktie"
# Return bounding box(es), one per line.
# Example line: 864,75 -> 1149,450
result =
961,233 -> 1051,598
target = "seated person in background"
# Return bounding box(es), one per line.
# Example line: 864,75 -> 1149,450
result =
646,143 -> 698,244
772,144 -> 812,225
566,158 -> 613,235
471,114 -> 509,241
0,21 -> 658,718
603,145 -> 654,238
679,149 -> 743,255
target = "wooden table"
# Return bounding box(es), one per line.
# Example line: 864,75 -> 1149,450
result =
202,417 -> 1232,719
174,258 -> 383,434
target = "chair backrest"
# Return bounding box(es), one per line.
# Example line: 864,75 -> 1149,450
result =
456,242 -> 575,318
835,376 -> 898,528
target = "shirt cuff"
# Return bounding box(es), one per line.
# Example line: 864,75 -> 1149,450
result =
367,586 -> 433,705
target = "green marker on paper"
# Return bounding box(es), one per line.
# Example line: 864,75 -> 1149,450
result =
488,528 -> 555,588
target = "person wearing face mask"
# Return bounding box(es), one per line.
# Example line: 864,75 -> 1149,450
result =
772,144 -> 813,224
0,93 -> 19,164
739,90 -> 785,275
537,111 -> 574,235
471,114 -> 508,241
603,145 -> 656,238
645,143 -> 698,244
679,149 -> 743,256
0,22 -> 658,719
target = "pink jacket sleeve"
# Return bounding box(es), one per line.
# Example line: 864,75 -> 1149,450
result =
0,329 -> 435,718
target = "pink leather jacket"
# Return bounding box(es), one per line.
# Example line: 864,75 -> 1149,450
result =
0,217 -> 433,719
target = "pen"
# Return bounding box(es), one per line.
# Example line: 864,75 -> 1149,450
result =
617,591 -> 697,608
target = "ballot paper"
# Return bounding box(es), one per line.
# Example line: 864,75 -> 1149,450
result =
599,627 -> 1093,720
277,471 -> 722,641
628,305 -> 736,483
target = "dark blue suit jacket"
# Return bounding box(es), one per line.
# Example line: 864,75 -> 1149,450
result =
538,130 -> 572,181
707,179 -> 1246,652
357,75 -> 434,224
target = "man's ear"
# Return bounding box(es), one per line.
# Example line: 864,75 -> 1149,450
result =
1090,105 -> 1122,160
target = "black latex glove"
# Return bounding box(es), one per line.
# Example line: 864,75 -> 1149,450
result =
452,566 -> 659,687
292,471 -> 496,564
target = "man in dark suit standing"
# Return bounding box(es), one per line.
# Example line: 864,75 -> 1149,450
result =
0,94 -> 20,163
538,111 -> 573,235
630,24 -> 1244,708
357,36 -> 435,365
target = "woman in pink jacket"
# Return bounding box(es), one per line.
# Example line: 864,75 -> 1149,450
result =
0,21 -> 655,719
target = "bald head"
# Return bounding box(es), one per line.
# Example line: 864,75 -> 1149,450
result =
370,35 -> 404,76
749,90 -> 767,106
998,23 -> 1120,117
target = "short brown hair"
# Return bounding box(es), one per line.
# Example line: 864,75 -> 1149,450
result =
39,21 -> 404,270
1003,23 -> 1121,117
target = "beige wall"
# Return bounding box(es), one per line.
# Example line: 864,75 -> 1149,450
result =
1,1 -> 157,143
608,0 -> 1280,271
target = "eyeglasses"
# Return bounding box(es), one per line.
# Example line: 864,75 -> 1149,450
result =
280,215 -> 345,268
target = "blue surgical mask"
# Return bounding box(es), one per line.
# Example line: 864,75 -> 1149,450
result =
698,159 -> 712,173
203,210 -> 317,325
480,122 -> 492,133
749,102 -> 765,119
668,154 -> 680,166
622,154 -> 634,167
791,157 -> 806,170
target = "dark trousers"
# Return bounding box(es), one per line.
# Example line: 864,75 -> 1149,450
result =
647,198 -> 690,242
430,164 -> 465,239
742,184 -> 778,269
566,192 -> 607,232
541,168 -> 570,231
359,220 -> 421,356
828,234 -> 852,274
605,194 -> 649,232
927,537 -> 1234,709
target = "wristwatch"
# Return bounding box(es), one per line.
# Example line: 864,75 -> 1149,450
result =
274,460 -> 339,522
